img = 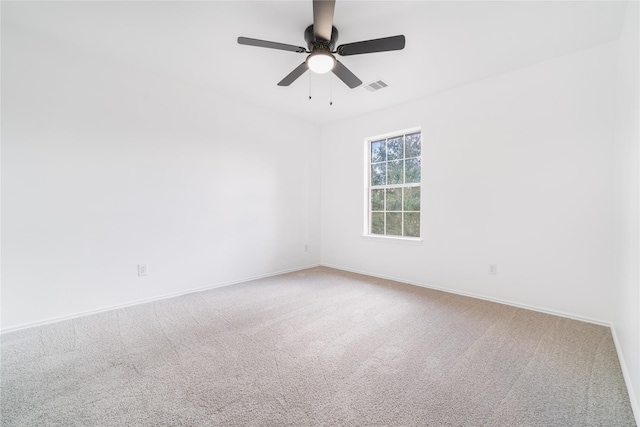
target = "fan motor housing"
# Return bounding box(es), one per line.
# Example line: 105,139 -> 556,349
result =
305,25 -> 338,51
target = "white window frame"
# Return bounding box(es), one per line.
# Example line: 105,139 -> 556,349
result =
363,127 -> 423,244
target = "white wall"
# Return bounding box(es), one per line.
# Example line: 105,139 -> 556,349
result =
612,1 -> 640,418
1,19 -> 321,330
321,41 -> 618,323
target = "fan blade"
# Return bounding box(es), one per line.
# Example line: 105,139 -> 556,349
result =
332,60 -> 362,89
238,37 -> 306,53
337,35 -> 405,56
313,0 -> 336,41
278,62 -> 309,86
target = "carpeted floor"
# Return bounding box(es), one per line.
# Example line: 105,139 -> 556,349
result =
1,267 -> 636,426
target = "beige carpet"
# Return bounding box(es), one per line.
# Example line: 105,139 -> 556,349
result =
1,267 -> 636,426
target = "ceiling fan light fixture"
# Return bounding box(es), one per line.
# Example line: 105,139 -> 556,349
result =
237,0 -> 405,88
307,51 -> 336,74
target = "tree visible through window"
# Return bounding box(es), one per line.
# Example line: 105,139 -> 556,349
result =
368,131 -> 421,238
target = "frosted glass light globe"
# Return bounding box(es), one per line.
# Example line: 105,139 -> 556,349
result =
307,52 -> 336,74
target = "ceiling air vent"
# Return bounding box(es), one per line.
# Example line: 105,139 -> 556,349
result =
363,79 -> 389,92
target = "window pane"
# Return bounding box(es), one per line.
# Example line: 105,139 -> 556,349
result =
371,212 -> 384,235
371,163 -> 386,186
404,212 -> 420,237
404,187 -> 420,211
386,188 -> 402,211
371,140 -> 386,163
405,132 -> 421,158
368,130 -> 421,239
371,189 -> 384,211
387,160 -> 404,185
387,136 -> 404,160
386,212 -> 402,236
405,158 -> 421,183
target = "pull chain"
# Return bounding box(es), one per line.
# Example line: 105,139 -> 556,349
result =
306,72 -> 335,105
329,73 -> 333,106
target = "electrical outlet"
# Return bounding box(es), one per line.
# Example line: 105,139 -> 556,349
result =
489,264 -> 497,275
138,264 -> 148,276
304,244 -> 308,252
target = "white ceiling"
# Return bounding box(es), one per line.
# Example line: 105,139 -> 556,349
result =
3,0 -> 629,126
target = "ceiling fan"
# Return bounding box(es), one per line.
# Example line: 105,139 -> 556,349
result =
237,0 -> 405,89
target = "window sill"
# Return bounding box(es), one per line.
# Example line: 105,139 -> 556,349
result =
362,234 -> 423,245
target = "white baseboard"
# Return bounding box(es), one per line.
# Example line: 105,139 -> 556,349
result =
320,263 -> 609,326
0,263 -> 321,334
610,325 -> 640,425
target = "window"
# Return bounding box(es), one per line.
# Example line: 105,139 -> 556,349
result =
367,130 -> 421,238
